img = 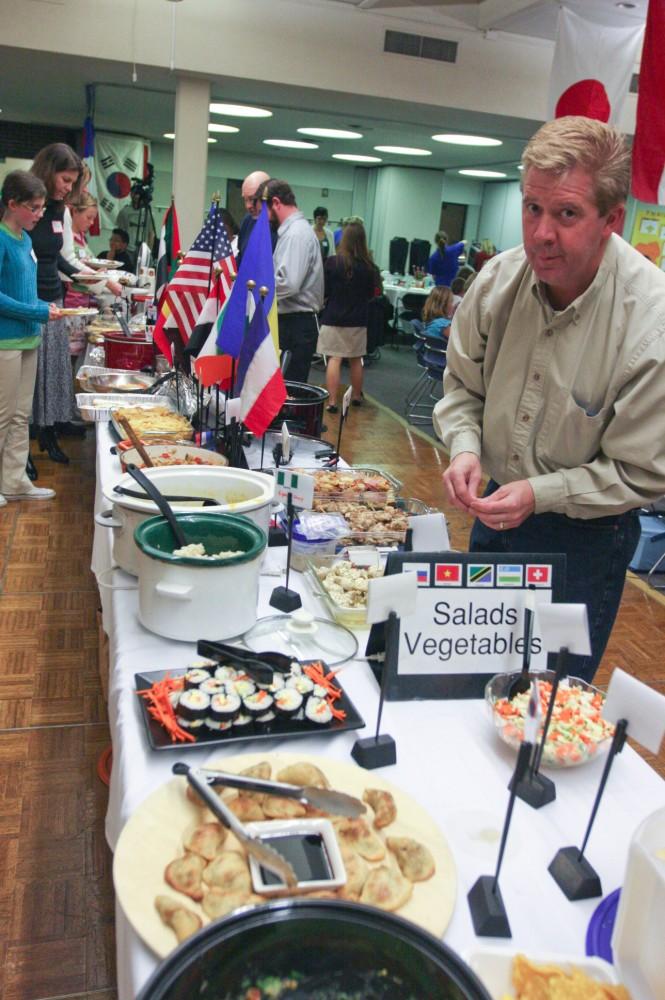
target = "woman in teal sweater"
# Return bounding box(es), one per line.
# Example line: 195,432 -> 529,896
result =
0,171 -> 61,504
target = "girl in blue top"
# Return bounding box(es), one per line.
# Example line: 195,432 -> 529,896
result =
422,285 -> 454,339
0,171 -> 61,504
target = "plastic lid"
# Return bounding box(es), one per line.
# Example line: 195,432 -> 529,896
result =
585,888 -> 620,963
242,613 -> 358,666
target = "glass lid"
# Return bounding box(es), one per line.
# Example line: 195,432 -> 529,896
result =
242,610 -> 358,666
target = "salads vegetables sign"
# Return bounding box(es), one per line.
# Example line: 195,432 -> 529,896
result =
373,551 -> 565,700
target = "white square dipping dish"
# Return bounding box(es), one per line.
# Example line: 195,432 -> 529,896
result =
244,817 -> 347,896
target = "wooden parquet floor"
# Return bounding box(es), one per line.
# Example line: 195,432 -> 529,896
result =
0,394 -> 661,1000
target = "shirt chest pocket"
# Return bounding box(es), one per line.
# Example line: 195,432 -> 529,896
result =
537,383 -> 611,470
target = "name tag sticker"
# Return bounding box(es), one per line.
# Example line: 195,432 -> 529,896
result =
51,220 -> 63,234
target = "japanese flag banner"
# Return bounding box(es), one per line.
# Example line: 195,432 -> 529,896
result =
632,0 -> 665,205
548,6 -> 643,124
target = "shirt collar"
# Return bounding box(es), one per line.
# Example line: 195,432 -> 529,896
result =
278,209 -> 304,237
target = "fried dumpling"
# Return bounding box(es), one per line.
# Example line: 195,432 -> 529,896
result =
155,894 -> 202,942
227,794 -> 265,822
363,788 -> 397,830
334,817 -> 385,862
164,854 -> 206,901
339,849 -> 369,898
202,851 -> 251,893
201,886 -> 253,920
184,821 -> 227,860
262,794 -> 307,819
386,836 -> 435,882
277,762 -> 329,789
360,864 -> 413,911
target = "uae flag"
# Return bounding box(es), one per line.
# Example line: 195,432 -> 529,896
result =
548,7 -> 643,124
632,0 -> 665,204
155,201 -> 181,311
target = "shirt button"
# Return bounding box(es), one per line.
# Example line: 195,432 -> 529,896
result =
545,328 -> 553,337
512,454 -> 519,462
521,414 -> 530,423
533,372 -> 541,382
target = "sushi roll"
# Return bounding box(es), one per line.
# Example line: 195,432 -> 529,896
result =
243,690 -> 274,718
233,677 -> 257,700
312,683 -> 327,699
214,664 -> 238,683
208,691 -> 241,725
205,716 -> 233,733
273,687 -> 303,720
304,695 -> 333,726
255,710 -> 276,725
268,674 -> 286,694
184,667 -> 212,691
200,678 -> 226,698
232,712 -> 253,733
286,674 -> 315,697
176,689 -> 211,729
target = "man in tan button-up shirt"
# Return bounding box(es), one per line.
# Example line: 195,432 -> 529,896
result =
434,117 -> 665,682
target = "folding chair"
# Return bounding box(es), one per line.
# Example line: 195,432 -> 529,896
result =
404,329 -> 447,424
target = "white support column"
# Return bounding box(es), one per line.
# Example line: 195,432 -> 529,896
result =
173,75 -> 210,249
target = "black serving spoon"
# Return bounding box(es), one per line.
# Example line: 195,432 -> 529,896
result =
507,587 -> 536,701
125,463 -> 188,549
113,484 -> 217,507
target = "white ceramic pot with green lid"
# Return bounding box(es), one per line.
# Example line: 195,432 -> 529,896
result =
133,512 -> 267,641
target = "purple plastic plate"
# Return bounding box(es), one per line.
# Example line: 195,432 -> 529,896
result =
585,888 -> 621,963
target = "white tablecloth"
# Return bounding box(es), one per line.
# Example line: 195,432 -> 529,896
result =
93,422 -> 665,999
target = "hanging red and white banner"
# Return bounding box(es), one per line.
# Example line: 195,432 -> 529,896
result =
632,0 -> 665,205
548,7 -> 643,124
91,132 -> 150,231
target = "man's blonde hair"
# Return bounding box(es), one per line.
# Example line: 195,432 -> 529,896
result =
521,116 -> 630,216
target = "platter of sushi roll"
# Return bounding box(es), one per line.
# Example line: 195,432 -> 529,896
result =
134,657 -> 365,751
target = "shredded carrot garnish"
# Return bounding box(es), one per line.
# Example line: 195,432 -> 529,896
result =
304,661 -> 346,720
137,674 -> 195,743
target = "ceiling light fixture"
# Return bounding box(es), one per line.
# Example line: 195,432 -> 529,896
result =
208,123 -> 239,133
615,2 -> 636,8
208,138 -> 217,144
298,127 -> 363,139
374,145 -> 431,156
458,168 -> 507,178
163,133 -> 217,144
263,139 -> 319,149
433,134 -> 502,147
332,153 -> 382,163
210,102 -> 272,118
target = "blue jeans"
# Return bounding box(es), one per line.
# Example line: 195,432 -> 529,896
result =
470,482 -> 640,683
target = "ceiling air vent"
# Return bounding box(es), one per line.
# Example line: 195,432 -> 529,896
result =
384,30 -> 458,64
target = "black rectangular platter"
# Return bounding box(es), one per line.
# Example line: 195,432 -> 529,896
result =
135,666 -> 365,752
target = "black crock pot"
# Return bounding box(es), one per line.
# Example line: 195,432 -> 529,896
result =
137,899 -> 492,1000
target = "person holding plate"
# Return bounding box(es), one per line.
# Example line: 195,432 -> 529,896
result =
0,170 -> 61,503
29,142 -> 85,464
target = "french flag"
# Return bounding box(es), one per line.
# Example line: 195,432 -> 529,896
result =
236,292 -> 286,436
632,0 -> 665,205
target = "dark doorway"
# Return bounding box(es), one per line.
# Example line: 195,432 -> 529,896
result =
439,202 -> 467,242
227,178 -> 245,228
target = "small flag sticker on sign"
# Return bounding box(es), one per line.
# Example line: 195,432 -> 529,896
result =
468,564 -> 494,587
434,563 -> 462,586
403,563 -> 431,587
526,564 -> 552,587
497,564 -> 523,587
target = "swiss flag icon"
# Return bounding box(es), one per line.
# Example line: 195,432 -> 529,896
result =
526,565 -> 552,587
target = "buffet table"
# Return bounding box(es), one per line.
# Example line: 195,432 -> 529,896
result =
92,422 -> 665,999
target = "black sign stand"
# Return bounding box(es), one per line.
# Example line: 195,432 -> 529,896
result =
468,739 -> 532,937
351,611 -> 398,769
510,647 -> 569,809
548,717 -> 628,901
270,493 -> 302,613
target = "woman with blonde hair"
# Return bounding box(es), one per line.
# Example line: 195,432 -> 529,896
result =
421,284 -> 454,339
317,221 -> 378,411
29,142 -> 84,463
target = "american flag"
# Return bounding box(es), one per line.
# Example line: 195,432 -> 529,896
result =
164,203 -> 235,347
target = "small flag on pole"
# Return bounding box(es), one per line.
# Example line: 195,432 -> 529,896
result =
235,290 -> 286,436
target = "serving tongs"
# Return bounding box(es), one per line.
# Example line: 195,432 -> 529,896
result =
110,301 -> 134,338
197,639 -> 295,676
173,763 -> 298,887
174,762 -> 366,819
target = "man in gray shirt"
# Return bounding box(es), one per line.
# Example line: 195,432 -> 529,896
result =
260,178 -> 323,383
